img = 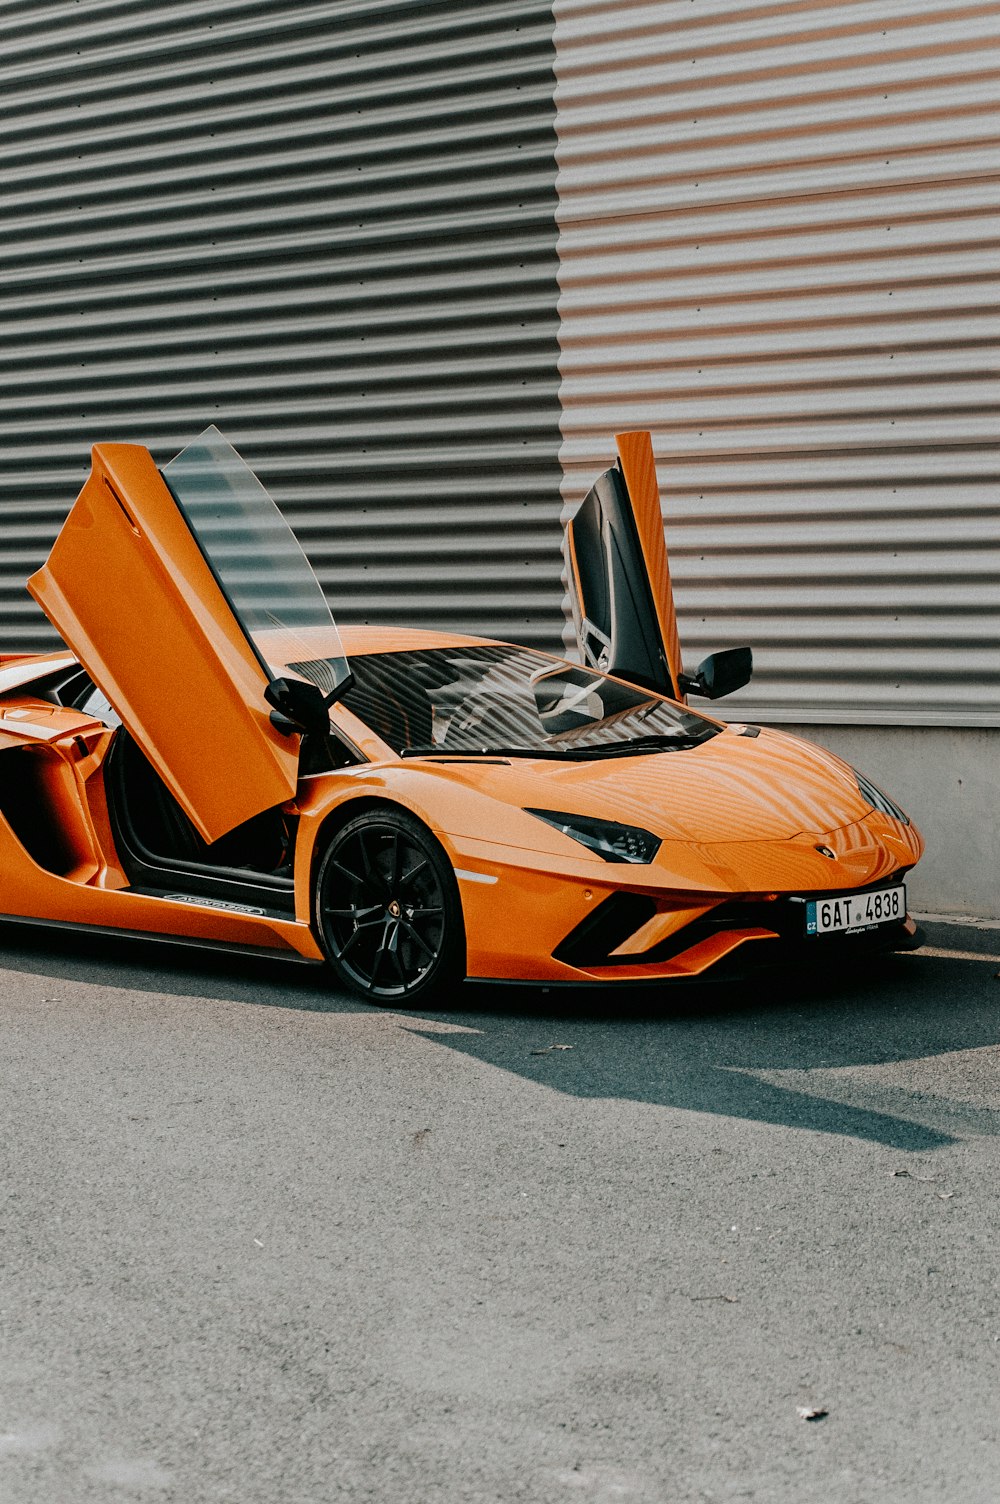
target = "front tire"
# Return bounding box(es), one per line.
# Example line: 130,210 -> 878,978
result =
314,808 -> 465,1005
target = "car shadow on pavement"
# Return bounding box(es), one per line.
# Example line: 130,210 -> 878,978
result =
0,920 -> 348,1011
413,938 -> 1000,1152
0,919 -> 996,1151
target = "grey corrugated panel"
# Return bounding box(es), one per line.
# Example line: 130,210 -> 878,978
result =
0,0 -> 565,654
553,0 -> 1000,725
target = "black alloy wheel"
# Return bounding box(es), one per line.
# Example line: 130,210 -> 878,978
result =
315,809 -> 464,1004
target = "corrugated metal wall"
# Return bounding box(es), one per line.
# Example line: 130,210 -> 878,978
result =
0,0 -> 565,653
554,0 -> 1000,725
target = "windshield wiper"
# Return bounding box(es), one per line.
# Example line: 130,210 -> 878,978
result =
400,735 -> 707,761
401,744 -> 564,760
556,734 -> 708,759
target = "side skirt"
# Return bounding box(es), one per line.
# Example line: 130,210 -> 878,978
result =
0,909 -> 324,966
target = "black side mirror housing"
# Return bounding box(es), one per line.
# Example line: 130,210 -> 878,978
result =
264,674 -> 354,736
679,646 -> 753,701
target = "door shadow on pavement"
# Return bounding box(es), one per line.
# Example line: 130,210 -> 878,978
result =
0,921 -> 997,1151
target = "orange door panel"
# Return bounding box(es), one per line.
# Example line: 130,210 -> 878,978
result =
28,442 -> 299,844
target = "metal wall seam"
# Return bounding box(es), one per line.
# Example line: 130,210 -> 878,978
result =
0,1 -> 566,653
553,0 -> 1000,726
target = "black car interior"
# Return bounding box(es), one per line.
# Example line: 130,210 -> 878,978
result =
6,660 -> 361,914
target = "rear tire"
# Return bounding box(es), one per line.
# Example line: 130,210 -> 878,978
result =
314,808 -> 465,1005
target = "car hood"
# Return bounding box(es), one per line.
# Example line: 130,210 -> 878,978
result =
420,727 -> 872,843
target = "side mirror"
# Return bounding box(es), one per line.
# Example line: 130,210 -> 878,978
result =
679,647 -> 752,701
264,674 -> 353,736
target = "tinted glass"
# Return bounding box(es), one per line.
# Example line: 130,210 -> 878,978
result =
565,466 -> 672,695
162,427 -> 349,697
337,645 -> 718,755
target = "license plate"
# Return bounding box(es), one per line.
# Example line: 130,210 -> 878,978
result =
805,884 -> 906,937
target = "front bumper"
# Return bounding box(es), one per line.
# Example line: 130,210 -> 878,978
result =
456,852 -> 919,984
551,885 -> 921,983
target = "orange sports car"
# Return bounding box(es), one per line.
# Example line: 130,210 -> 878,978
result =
0,427 -> 922,1002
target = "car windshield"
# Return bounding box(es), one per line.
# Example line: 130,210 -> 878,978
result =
334,644 -> 720,757
162,427 -> 349,698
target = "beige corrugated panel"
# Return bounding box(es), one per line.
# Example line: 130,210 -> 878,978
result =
554,0 -> 1000,725
0,0 -> 565,653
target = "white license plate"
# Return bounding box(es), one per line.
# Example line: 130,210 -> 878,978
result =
805,884 -> 906,937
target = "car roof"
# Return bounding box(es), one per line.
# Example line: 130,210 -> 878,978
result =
256,624 -> 508,668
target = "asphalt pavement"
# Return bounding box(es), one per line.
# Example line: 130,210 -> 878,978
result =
0,919 -> 997,1504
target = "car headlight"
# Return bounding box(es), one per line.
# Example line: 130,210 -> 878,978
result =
854,770 -> 910,826
525,808 -> 661,864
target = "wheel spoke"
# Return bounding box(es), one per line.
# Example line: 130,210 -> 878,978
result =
399,856 -> 429,891
357,830 -> 388,898
407,904 -> 442,919
400,919 -> 436,962
370,928 -> 394,982
335,926 -> 368,960
388,833 -> 403,892
324,903 -> 383,921
385,923 -> 409,985
369,923 -> 406,989
331,858 -> 365,888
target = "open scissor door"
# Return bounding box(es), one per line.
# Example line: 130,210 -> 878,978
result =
563,430 -> 685,701
28,428 -> 350,843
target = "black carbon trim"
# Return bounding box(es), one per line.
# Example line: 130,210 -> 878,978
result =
553,892 -> 657,968
637,878 -> 912,966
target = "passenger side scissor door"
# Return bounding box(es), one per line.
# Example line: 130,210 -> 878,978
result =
563,430 -> 686,701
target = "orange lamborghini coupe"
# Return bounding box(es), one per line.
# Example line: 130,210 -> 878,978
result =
0,427 -> 922,1002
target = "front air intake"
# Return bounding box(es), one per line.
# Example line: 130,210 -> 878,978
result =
553,892 -> 657,968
